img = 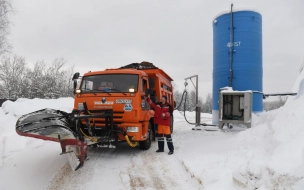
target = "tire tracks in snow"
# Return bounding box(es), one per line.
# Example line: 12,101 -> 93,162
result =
120,143 -> 203,190
46,146 -> 112,190
47,142 -> 203,190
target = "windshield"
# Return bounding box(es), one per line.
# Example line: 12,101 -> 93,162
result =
80,74 -> 139,93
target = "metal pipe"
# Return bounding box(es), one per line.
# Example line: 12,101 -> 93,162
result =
184,75 -> 199,107
229,3 -> 234,87
184,75 -> 198,80
196,75 -> 198,107
195,75 -> 200,126
184,74 -> 200,126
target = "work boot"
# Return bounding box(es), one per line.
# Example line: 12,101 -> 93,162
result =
156,149 -> 164,152
168,150 -> 174,155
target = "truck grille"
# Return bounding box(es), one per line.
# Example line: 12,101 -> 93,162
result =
80,111 -> 124,127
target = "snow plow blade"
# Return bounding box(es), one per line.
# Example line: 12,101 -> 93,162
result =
15,108 -> 87,171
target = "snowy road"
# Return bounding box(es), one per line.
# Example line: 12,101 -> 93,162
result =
47,128 -> 203,190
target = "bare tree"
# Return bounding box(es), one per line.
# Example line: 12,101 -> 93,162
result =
172,88 -> 213,113
185,90 -> 196,111
0,55 -> 74,99
201,93 -> 212,113
27,60 -> 47,98
36,58 -> 74,99
61,65 -> 74,97
173,90 -> 182,110
0,0 -> 13,55
43,58 -> 66,98
0,55 -> 27,99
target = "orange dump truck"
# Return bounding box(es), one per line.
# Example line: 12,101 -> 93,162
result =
15,62 -> 174,170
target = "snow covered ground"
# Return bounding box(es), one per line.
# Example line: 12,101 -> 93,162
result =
1,78 -> 304,190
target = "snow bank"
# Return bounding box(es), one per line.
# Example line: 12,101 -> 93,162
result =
179,80 -> 304,189
212,90 -> 303,189
0,98 -> 74,190
1,98 -> 74,117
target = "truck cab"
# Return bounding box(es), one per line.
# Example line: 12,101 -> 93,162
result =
72,62 -> 174,150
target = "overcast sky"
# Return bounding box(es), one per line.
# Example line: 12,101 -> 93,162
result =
8,0 -> 304,100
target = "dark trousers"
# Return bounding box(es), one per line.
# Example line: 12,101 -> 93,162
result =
157,133 -> 174,151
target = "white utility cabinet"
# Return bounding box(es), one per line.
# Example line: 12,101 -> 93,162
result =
218,91 -> 252,129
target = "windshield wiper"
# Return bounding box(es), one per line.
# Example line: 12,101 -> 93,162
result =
109,89 -> 127,95
95,89 -> 112,95
84,89 -> 97,95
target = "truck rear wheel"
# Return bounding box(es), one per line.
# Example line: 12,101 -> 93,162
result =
139,122 -> 152,150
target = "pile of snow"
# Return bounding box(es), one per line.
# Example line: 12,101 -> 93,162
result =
179,81 -> 304,189
0,98 -> 74,190
287,66 -> 304,104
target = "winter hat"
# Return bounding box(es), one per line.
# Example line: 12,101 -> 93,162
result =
162,95 -> 167,101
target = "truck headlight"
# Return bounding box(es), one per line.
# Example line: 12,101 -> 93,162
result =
75,89 -> 81,94
127,127 -> 139,132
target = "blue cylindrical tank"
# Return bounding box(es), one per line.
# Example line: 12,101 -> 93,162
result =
212,10 -> 263,124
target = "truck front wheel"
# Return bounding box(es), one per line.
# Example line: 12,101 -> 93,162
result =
139,122 -> 152,150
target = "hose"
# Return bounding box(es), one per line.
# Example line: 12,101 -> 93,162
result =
175,90 -> 197,125
174,90 -> 187,110
125,134 -> 138,147
182,91 -> 197,125
176,89 -> 216,127
80,128 -> 98,142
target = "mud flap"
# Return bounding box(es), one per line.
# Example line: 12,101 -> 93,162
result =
15,108 -> 87,171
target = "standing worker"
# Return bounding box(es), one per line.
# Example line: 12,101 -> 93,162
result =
145,95 -> 174,155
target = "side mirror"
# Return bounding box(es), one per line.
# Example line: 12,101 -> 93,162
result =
72,72 -> 80,80
145,88 -> 154,96
149,78 -> 155,88
73,80 -> 77,90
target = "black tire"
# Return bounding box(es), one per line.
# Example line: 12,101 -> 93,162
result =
139,122 -> 152,150
170,115 -> 174,134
